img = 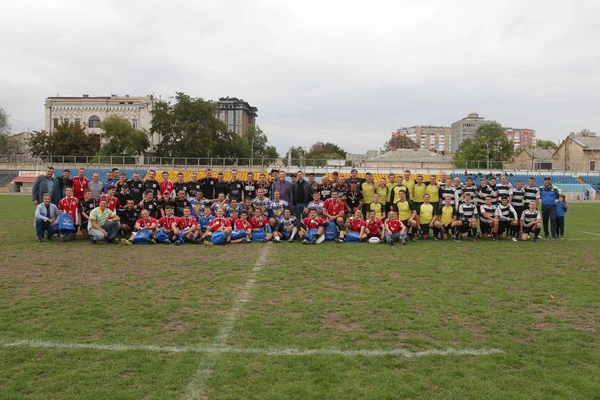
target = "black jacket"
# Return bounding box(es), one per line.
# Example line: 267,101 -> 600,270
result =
292,179 -> 312,205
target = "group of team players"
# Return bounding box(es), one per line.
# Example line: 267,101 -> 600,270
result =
44,167 -> 561,246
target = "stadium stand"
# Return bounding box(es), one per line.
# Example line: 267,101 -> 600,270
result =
580,175 -> 600,186
450,174 -> 579,186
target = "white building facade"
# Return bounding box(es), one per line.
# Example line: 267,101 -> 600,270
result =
44,95 -> 159,148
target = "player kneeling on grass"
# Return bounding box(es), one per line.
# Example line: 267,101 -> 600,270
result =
494,196 -> 519,241
416,194 -> 437,240
230,210 -> 253,244
365,210 -> 385,243
454,193 -> 479,242
249,207 -> 273,242
203,207 -> 232,246
434,196 -> 458,240
121,209 -> 157,245
174,206 -> 197,244
274,207 -> 298,242
337,209 -> 367,243
520,200 -> 542,242
299,208 -> 326,244
384,210 -> 407,246
88,199 -> 121,244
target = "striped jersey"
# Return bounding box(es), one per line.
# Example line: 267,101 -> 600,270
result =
479,204 -> 496,223
523,185 -> 540,203
495,204 -> 518,221
511,189 -> 525,207
458,203 -> 478,220
521,209 -> 541,224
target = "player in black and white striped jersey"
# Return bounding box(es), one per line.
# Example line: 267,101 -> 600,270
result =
455,193 -> 478,242
494,196 -> 519,241
497,175 -> 513,202
461,177 -> 478,204
477,178 -> 494,206
440,178 -> 458,208
520,200 -> 542,242
479,196 -> 497,240
511,180 -> 526,225
523,177 -> 540,207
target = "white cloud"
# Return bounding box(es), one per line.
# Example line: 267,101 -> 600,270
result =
1,0 -> 599,154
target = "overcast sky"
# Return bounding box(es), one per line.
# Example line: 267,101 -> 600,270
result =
1,0 -> 599,154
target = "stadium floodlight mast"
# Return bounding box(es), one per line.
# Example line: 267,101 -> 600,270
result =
484,141 -> 490,169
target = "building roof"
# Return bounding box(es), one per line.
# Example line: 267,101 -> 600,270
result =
571,135 -> 600,151
370,148 -> 451,163
524,149 -> 554,160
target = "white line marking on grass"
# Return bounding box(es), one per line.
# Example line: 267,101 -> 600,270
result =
580,231 -> 600,236
183,244 -> 272,400
0,339 -> 504,358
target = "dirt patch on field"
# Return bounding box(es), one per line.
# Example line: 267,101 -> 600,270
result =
321,312 -> 362,332
528,304 -> 599,332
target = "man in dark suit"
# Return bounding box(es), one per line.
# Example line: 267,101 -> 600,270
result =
32,166 -> 62,205
292,171 -> 312,218
271,170 -> 293,204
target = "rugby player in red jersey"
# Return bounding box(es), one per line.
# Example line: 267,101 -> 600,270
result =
337,209 -> 367,243
230,209 -> 253,244
250,207 -> 272,242
157,205 -> 179,242
365,210 -> 384,243
121,209 -> 157,245
203,207 -> 232,245
174,206 -> 197,244
72,168 -> 89,201
384,210 -> 407,246
97,185 -> 121,212
58,187 -> 80,241
299,208 -> 326,245
323,190 -> 346,229
159,171 -> 175,199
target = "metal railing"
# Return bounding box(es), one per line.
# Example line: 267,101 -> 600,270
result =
1,154 -> 599,177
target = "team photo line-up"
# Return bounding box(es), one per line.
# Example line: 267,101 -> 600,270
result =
32,166 -> 567,246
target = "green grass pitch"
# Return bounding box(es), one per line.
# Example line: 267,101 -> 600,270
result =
0,195 -> 599,399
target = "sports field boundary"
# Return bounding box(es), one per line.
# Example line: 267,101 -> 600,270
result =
0,338 -> 504,358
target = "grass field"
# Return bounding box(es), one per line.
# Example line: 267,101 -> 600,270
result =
1,194 -> 599,399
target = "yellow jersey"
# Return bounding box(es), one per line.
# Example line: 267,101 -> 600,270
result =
395,200 -> 414,221
361,181 -> 375,203
403,179 -> 415,197
392,185 -> 410,202
425,183 -> 440,203
413,183 -> 427,203
385,183 -> 397,203
418,203 -> 434,224
368,202 -> 384,219
439,205 -> 456,225
374,186 -> 388,206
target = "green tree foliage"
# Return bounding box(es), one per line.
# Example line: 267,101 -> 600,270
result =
283,146 -> 306,166
98,115 -> 149,156
453,123 -> 514,169
382,134 -> 417,152
243,125 -> 279,164
0,107 -> 15,155
29,123 -> 100,160
151,92 -> 240,158
534,139 -> 558,150
302,142 -> 347,167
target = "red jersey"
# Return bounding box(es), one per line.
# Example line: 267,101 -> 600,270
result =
385,219 -> 404,234
250,216 -> 269,230
158,216 -> 179,230
233,219 -> 252,231
72,177 -> 89,199
178,215 -> 197,229
302,217 -> 326,230
323,198 -> 345,217
136,217 -> 157,229
208,217 -> 231,231
366,219 -> 383,234
97,194 -> 121,212
347,217 -> 366,232
58,196 -> 80,222
160,181 -> 175,197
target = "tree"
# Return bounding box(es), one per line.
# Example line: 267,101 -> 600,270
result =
535,139 -> 557,150
284,146 -> 306,167
98,115 -> 150,156
453,123 -> 514,169
382,134 -> 417,153
0,107 -> 15,156
151,92 -> 239,158
29,123 -> 100,160
244,125 -> 279,165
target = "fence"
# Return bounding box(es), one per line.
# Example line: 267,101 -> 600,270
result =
1,154 -> 600,177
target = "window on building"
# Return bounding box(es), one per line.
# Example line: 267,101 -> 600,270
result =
132,119 -> 138,129
590,161 -> 596,171
75,118 -> 81,126
53,118 -> 59,128
88,116 -> 101,128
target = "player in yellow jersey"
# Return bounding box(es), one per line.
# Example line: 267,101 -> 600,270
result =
433,196 -> 458,240
403,170 -> 415,198
360,172 -> 376,215
392,175 -> 411,202
374,178 -> 389,213
425,175 -> 441,212
392,190 -> 418,241
385,173 -> 397,204
367,193 -> 386,219
416,194 -> 437,240
412,175 -> 427,205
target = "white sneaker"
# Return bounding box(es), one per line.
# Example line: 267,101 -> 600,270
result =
316,234 -> 326,244
511,237 -> 518,242
289,227 -> 298,242
274,236 -> 281,242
